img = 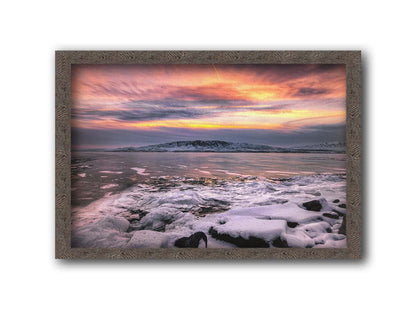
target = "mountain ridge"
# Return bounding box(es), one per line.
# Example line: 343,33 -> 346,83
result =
108,140 -> 345,153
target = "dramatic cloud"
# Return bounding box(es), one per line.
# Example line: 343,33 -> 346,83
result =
296,88 -> 329,96
71,64 -> 346,149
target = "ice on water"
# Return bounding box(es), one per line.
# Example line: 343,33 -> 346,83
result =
71,170 -> 346,248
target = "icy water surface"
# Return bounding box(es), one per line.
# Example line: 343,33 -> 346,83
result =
71,152 -> 347,248
72,152 -> 345,205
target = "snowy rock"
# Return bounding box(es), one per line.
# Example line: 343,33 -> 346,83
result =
314,233 -> 346,248
134,207 -> 184,232
299,221 -> 332,238
71,216 -> 131,248
332,206 -> 346,216
323,212 -> 340,219
208,217 -> 288,248
127,230 -> 172,248
174,232 -> 208,248
209,227 -> 270,248
94,216 -> 130,232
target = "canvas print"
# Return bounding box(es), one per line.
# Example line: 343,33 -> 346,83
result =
71,64 -> 347,249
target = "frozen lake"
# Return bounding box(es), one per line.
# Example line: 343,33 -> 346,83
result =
71,152 -> 347,248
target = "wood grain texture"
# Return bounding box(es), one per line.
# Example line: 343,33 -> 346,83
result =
55,50 -> 361,260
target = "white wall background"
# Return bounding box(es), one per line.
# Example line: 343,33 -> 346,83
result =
1,1 -> 415,311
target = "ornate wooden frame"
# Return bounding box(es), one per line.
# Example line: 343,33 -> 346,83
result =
56,51 -> 361,259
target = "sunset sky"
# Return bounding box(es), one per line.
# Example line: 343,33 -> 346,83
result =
71,64 -> 346,149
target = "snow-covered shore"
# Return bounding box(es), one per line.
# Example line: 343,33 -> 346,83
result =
72,174 -> 346,248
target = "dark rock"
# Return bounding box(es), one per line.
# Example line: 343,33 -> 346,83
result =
256,199 -> 288,205
174,232 -> 208,248
127,218 -> 142,228
303,200 -> 322,211
338,216 -> 346,235
128,209 -> 149,218
333,199 -> 340,203
323,212 -> 339,219
127,210 -> 148,221
287,221 -> 299,228
272,236 -> 289,248
338,203 -> 346,208
153,224 -> 166,232
209,227 -> 269,248
195,199 -> 231,217
332,209 -> 345,216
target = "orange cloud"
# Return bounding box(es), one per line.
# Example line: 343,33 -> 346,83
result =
71,64 -> 346,132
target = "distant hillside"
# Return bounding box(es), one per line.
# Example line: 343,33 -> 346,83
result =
108,140 -> 346,153
288,142 -> 346,153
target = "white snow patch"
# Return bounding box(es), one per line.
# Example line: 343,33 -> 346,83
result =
77,173 -> 86,178
100,184 -> 118,189
99,171 -> 123,174
131,167 -> 149,175
214,217 -> 287,242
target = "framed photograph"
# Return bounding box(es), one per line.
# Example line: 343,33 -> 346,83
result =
56,51 -> 361,259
